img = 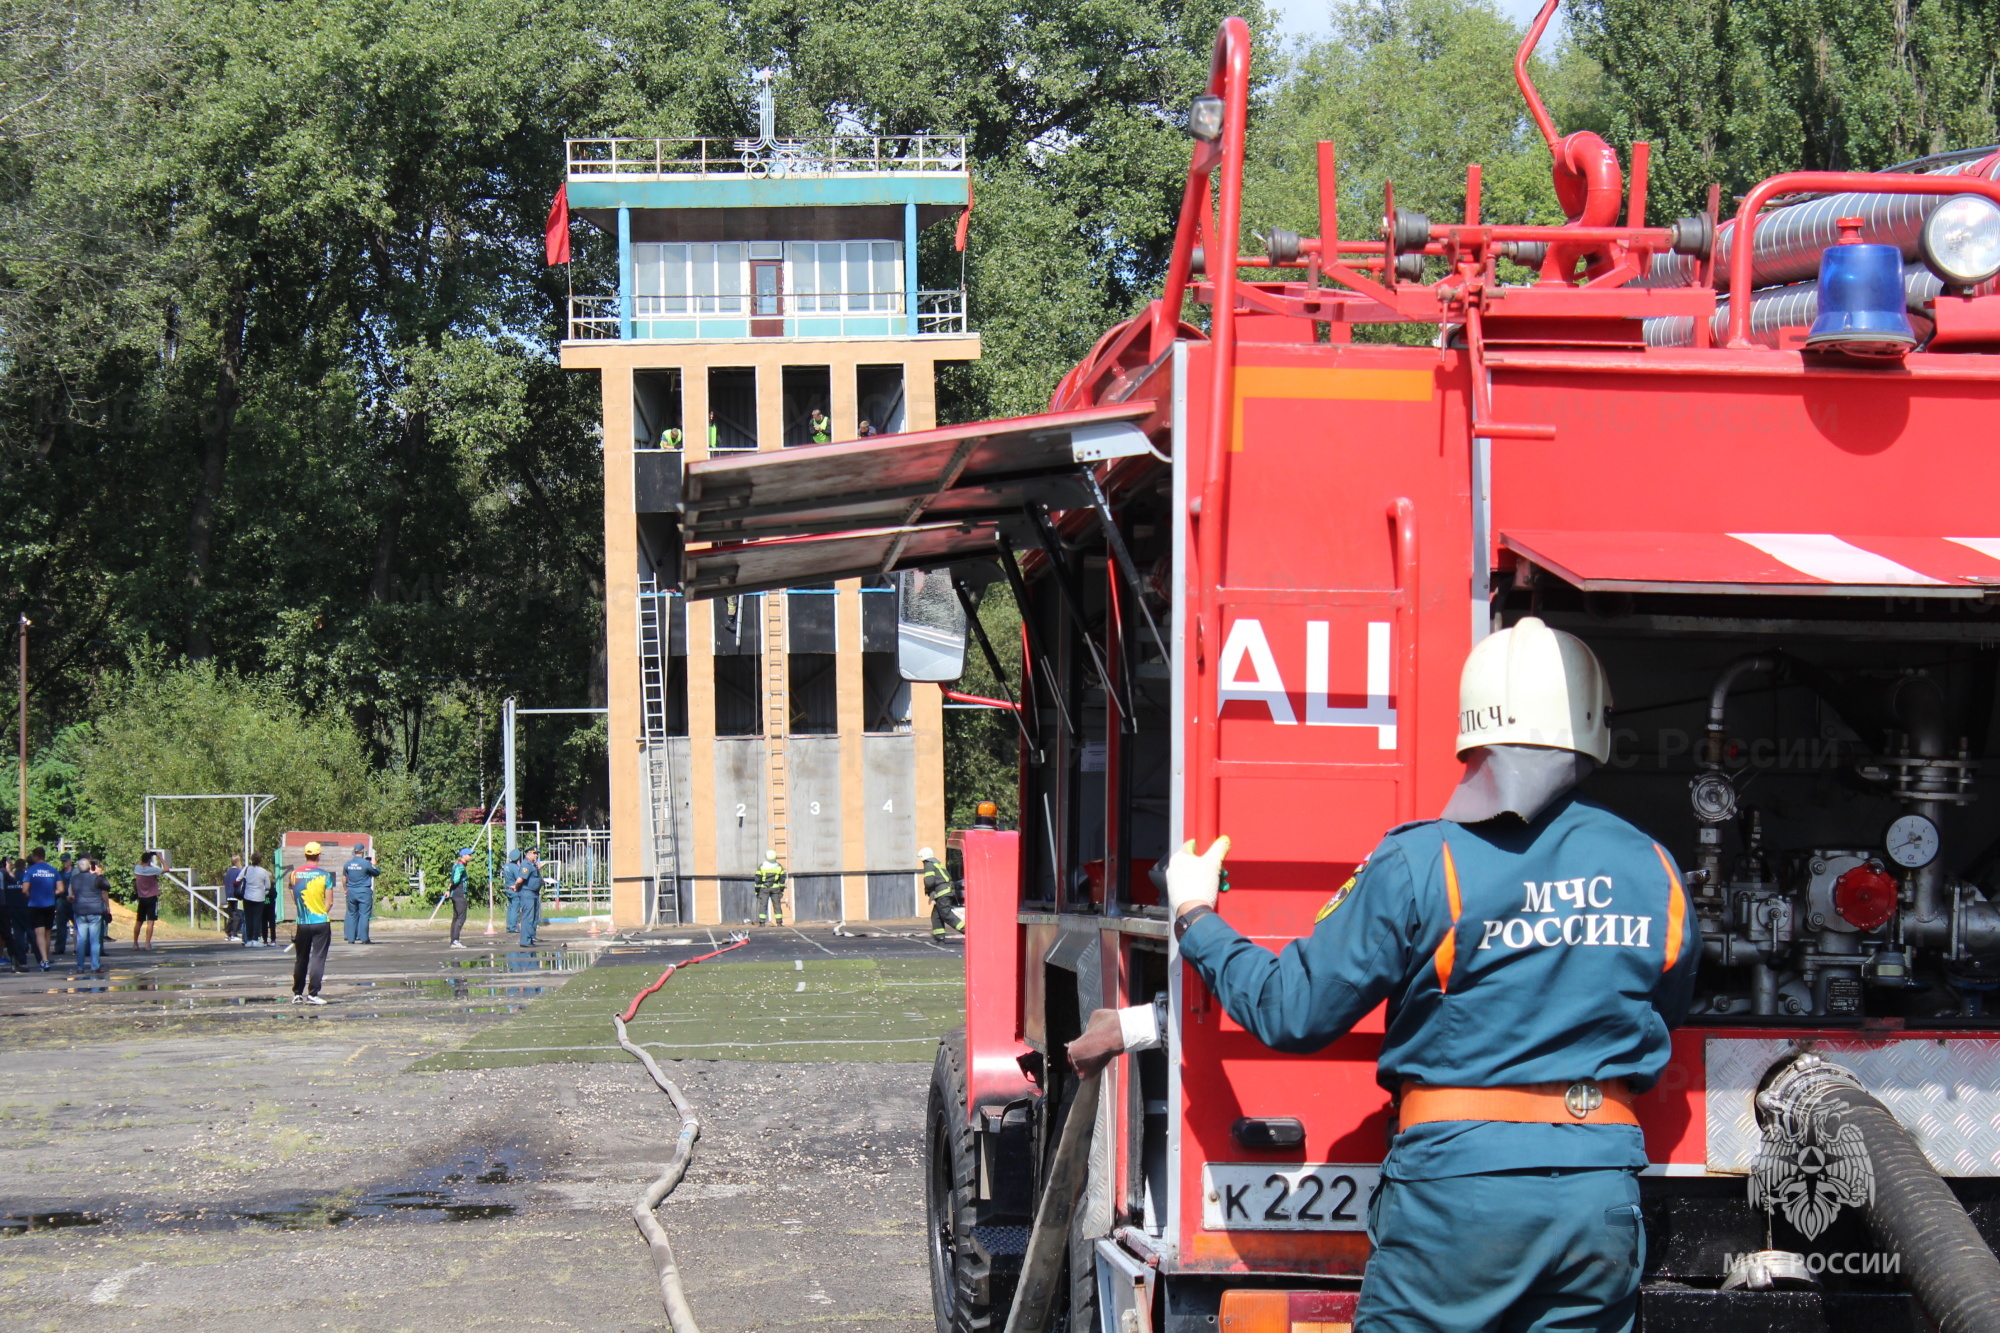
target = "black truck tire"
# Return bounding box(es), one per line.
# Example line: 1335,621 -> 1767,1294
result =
928,1029 -> 1004,1333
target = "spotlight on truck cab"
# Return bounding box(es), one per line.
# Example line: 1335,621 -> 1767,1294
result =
1921,193 -> 2000,287
1188,94 -> 1225,142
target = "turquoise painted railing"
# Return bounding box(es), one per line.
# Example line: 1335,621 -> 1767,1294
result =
568,135 -> 968,178
566,290 -> 968,341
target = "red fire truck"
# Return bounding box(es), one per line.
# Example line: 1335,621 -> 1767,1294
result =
674,3 -> 2000,1328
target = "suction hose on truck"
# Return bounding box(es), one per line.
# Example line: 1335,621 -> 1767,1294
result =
1760,1053 -> 2000,1333
613,938 -> 749,1333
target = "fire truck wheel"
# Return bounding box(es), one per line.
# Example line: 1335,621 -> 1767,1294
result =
927,1029 -> 1002,1333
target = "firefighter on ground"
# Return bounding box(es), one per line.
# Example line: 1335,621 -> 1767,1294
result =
1068,617 -> 1697,1333
921,847 -> 962,939
753,849 -> 786,926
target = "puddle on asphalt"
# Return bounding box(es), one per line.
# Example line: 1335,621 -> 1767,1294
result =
157,1148 -> 532,1230
441,950 -> 590,974
1,1211 -> 103,1235
401,977 -> 547,1000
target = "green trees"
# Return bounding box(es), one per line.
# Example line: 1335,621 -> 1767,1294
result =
1,0 -> 1992,844
1572,0 -> 2000,219
46,665 -> 415,892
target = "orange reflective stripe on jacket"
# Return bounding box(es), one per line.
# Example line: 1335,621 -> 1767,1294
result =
1433,841 -> 1464,992
1655,842 -> 1688,973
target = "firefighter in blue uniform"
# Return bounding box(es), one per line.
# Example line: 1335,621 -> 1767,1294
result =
1069,617 -> 1698,1333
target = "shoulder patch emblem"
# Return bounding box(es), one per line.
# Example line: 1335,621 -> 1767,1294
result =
1317,860 -> 1368,922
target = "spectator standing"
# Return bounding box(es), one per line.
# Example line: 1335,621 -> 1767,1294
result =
132,852 -> 162,949
447,847 -> 473,949
341,843 -> 380,944
222,855 -> 245,940
21,848 -> 59,970
515,848 -> 545,947
2,858 -> 29,971
52,854 -> 74,958
857,419 -> 877,438
67,858 -> 111,974
285,842 -> 335,1004
239,855 -> 273,948
809,407 -> 830,443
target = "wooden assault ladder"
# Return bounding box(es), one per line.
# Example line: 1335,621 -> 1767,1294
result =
764,591 -> 789,866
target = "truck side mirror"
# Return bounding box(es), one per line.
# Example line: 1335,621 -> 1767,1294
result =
897,568 -> 967,682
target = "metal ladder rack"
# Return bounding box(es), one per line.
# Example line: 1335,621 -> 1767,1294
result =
637,578 -> 683,924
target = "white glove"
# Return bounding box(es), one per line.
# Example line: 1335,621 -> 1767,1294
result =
1165,836 -> 1230,916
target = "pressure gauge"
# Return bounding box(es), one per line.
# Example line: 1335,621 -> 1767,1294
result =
1885,813 -> 1940,869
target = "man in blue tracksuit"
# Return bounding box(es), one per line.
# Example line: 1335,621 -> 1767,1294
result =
342,843 -> 381,944
1071,618 -> 1698,1333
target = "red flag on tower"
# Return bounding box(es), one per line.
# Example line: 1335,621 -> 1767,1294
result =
954,174 -> 974,253
545,182 -> 571,266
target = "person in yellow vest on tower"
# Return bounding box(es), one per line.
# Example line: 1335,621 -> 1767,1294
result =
286,842 -> 336,1006
809,408 -> 830,443
753,850 -> 786,926
662,424 -> 683,449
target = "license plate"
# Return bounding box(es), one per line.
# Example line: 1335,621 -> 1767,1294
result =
1200,1163 -> 1381,1232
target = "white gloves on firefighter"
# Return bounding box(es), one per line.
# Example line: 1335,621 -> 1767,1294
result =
1165,836 -> 1230,916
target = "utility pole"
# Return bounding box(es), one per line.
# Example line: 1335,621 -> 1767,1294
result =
16,615 -> 27,859
502,695 -> 517,854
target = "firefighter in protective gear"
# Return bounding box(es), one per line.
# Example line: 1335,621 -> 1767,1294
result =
921,848 -> 962,939
1069,618 -> 1696,1333
753,850 -> 786,925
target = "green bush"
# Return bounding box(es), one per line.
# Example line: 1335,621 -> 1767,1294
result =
64,664 -> 418,899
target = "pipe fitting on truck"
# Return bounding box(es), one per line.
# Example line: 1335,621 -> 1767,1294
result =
1756,1053 -> 2000,1333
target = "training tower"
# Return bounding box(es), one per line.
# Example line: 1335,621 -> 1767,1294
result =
560,83 -> 979,928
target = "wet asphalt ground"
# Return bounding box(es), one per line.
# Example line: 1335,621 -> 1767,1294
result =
0,919 -> 963,1332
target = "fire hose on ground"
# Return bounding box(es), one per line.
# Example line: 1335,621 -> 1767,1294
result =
613,937 -> 750,1333
1760,1054 -> 2000,1333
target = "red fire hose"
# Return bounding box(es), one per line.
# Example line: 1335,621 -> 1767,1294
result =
614,937 -> 749,1331
620,937 -> 749,1023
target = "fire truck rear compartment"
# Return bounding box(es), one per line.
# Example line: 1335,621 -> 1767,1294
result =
1522,582 -> 2000,1026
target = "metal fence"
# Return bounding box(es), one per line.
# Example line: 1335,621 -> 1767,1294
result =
567,135 -> 968,179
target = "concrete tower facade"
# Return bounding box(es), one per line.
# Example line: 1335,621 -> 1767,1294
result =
559,107 -> 978,928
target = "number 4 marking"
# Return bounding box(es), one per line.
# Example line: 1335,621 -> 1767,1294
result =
882,798 -> 893,812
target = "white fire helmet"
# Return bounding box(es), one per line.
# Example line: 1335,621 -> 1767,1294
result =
763,848 -> 778,861
1455,616 -> 1611,763
918,847 -> 935,862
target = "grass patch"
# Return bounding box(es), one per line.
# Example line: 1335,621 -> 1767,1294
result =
409,957 -> 964,1071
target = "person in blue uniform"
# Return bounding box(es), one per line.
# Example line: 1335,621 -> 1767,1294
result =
1069,617 -> 1698,1333
341,844 -> 381,943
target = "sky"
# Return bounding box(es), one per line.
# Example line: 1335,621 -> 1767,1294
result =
1270,0 -> 1564,45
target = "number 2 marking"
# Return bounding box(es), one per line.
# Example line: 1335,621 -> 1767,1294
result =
1261,1175 -> 1291,1222
1294,1175 -> 1325,1222
735,803 -> 746,819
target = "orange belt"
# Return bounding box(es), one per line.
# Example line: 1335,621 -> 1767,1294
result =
1399,1078 -> 1639,1128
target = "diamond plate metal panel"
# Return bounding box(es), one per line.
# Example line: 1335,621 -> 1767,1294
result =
1706,1037 -> 2000,1177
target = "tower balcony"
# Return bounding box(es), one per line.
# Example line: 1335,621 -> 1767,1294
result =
567,135 -> 968,181
567,288 -> 968,342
